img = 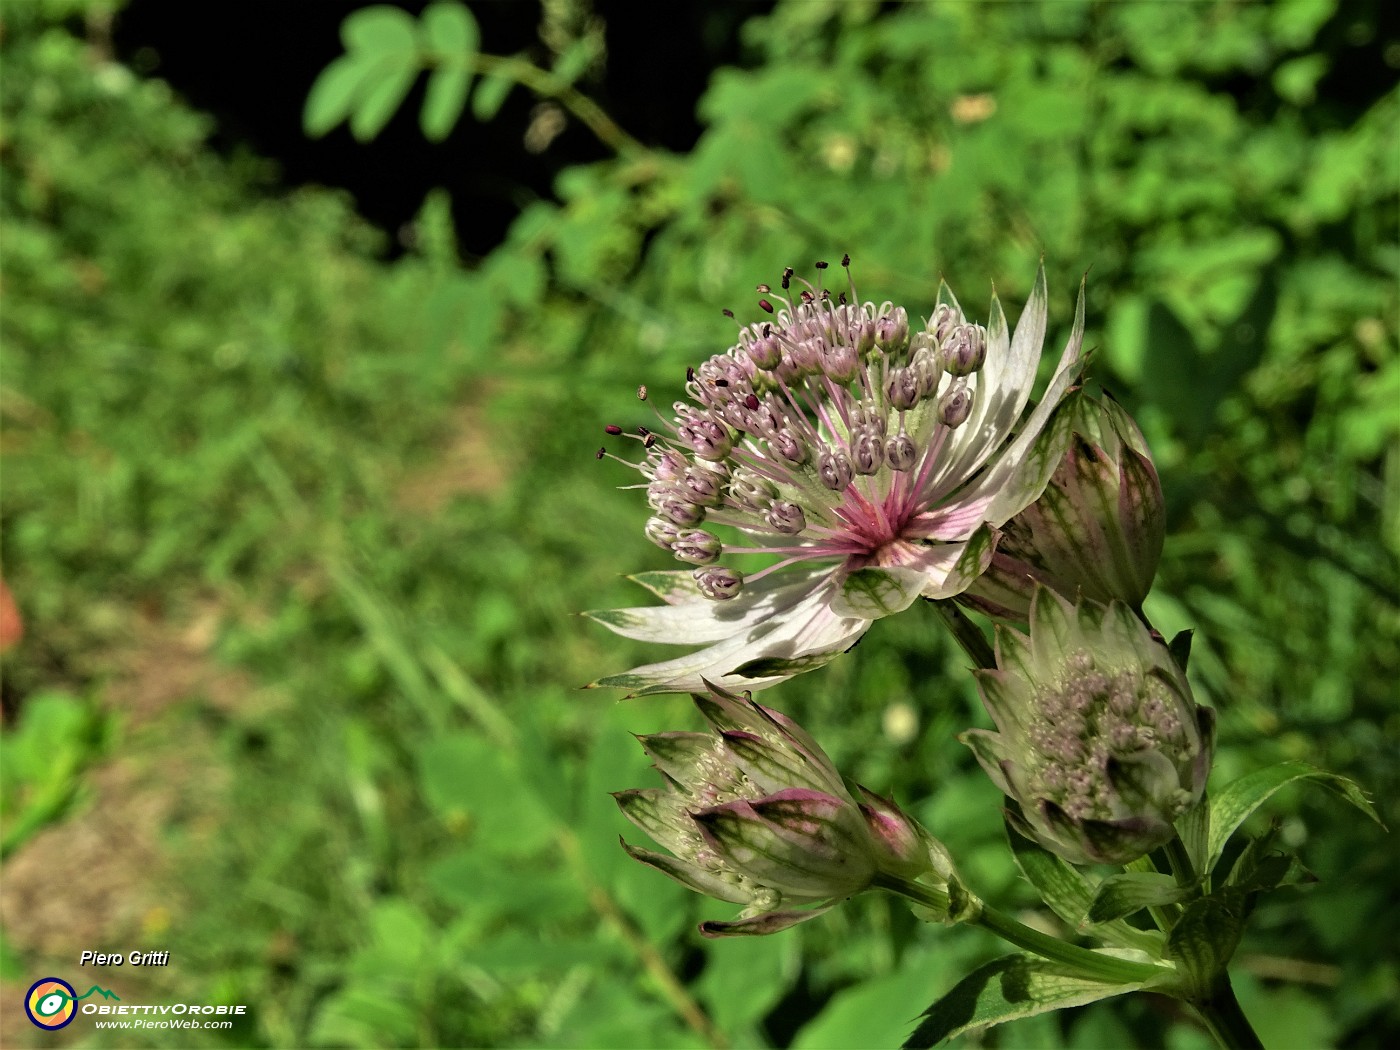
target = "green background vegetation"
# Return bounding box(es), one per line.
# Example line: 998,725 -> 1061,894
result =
2,1 -> 1396,1047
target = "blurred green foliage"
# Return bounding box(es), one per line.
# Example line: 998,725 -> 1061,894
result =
1,0 -> 1396,1047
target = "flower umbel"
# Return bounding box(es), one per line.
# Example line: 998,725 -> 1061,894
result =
962,587 -> 1214,866
961,391 -> 1166,621
615,682 -> 948,937
588,260 -> 1086,695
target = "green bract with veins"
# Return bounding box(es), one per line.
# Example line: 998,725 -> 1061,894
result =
614,681 -> 952,937
963,588 -> 1214,867
962,392 -> 1165,622
587,261 -> 1086,696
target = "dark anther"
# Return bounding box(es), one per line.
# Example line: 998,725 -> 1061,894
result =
605,424 -> 623,435
838,292 -> 848,305
687,366 -> 696,382
800,290 -> 814,304
758,299 -> 774,314
841,253 -> 851,267
715,378 -> 729,387
637,426 -> 651,436
781,274 -> 791,289
722,308 -> 735,319
643,433 -> 658,448
596,447 -> 607,460
782,266 -> 794,279
819,290 -> 830,301
815,260 -> 828,270
762,324 -> 772,337
744,393 -> 761,410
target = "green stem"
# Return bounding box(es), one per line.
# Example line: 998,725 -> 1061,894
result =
929,600 -> 997,670
877,875 -> 1162,985
1165,834 -> 1199,893
427,51 -> 646,154
1192,975 -> 1265,1050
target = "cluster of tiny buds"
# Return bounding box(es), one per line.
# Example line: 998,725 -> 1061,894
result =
596,256 -> 991,599
1026,649 -> 1191,821
652,737 -> 759,878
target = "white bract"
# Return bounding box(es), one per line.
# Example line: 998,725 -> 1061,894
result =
589,260 -> 1085,695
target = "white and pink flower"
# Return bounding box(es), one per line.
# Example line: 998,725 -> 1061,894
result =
589,260 -> 1085,695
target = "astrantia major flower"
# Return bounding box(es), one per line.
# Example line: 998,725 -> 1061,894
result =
588,259 -> 1086,696
615,682 -> 950,937
962,587 -> 1215,866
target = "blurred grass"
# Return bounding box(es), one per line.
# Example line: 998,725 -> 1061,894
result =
2,1 -> 1397,1048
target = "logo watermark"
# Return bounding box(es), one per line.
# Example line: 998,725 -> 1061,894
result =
24,978 -> 121,1030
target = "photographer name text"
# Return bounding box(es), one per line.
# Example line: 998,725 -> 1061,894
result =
79,950 -> 170,966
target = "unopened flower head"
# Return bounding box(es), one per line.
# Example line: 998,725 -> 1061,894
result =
615,682 -> 948,937
961,392 -> 1165,621
588,259 -> 1086,695
962,588 -> 1214,866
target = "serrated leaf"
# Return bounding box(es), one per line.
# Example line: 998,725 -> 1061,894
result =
472,69 -> 514,121
1086,872 -> 1191,924
421,67 -> 470,141
1007,825 -> 1164,955
342,5 -> 418,55
304,54 -> 375,137
1206,761 -> 1382,874
421,1 -> 477,58
1166,892 -> 1246,997
902,954 -> 1148,1048
350,62 -> 419,142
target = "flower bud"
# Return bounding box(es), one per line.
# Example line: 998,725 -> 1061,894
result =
644,516 -> 683,550
875,309 -> 909,354
672,529 -> 723,565
694,566 -> 744,601
744,330 -> 783,371
682,466 -> 726,508
886,433 -> 917,472
765,501 -> 807,535
616,683 -> 948,936
729,468 -> 777,513
818,445 -> 855,491
852,427 -> 885,475
941,323 -> 987,376
961,588 -> 1214,866
938,381 -> 972,428
960,393 -> 1165,620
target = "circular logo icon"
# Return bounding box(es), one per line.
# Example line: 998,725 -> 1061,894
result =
25,977 -> 78,1030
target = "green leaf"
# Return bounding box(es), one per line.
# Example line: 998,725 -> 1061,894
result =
1223,826 -> 1313,895
1206,761 -> 1382,874
1176,800 -> 1211,881
831,566 -> 925,619
551,37 -> 596,87
471,69 -> 514,121
1168,628 -> 1193,672
1086,872 -> 1191,924
1007,825 -> 1164,955
903,954 -> 1148,1048
342,5 -> 418,55
421,67 -> 470,141
420,1 -> 477,58
1166,892 -> 1247,997
304,54 -> 374,138
350,62 -> 419,142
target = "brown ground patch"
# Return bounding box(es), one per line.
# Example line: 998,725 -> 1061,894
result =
394,398 -> 513,514
0,602 -> 249,1048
